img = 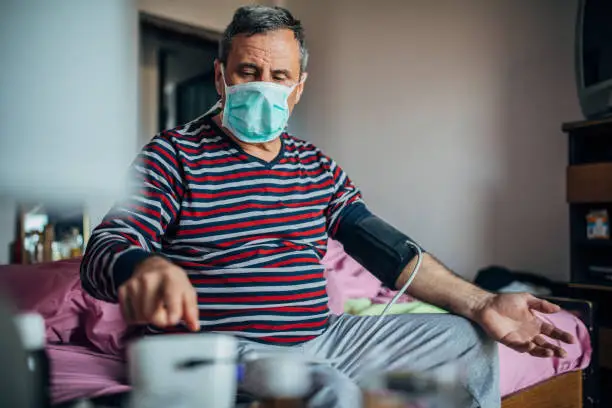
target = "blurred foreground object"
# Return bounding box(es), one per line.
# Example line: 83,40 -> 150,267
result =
0,0 -> 138,202
14,312 -> 51,407
361,367 -> 465,408
0,296 -> 35,407
128,333 -> 238,408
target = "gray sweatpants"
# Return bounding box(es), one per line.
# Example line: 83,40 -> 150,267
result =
239,313 -> 500,408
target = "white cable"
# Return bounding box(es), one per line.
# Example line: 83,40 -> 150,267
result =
324,240 -> 424,366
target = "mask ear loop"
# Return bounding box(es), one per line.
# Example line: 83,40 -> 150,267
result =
219,64 -> 230,96
288,73 -> 306,92
211,64 -> 231,120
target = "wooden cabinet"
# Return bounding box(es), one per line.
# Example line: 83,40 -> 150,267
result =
563,118 -> 612,408
563,117 -> 612,285
568,163 -> 612,203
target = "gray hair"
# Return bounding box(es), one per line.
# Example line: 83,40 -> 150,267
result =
219,5 -> 308,73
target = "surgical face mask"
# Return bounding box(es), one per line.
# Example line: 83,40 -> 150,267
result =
220,65 -> 299,144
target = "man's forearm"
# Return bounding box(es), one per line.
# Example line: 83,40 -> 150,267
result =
396,253 -> 494,320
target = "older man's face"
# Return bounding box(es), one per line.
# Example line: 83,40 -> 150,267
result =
215,29 -> 305,113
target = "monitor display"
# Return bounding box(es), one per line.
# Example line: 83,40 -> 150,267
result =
582,1 -> 612,88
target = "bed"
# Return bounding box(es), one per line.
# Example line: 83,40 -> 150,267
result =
0,245 -> 593,408
324,240 -> 594,408
499,294 -> 594,408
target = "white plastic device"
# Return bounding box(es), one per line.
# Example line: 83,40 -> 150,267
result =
128,333 -> 238,408
14,313 -> 46,351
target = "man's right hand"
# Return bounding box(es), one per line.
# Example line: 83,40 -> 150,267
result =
118,256 -> 200,331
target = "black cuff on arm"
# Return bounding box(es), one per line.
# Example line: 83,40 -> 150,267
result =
335,203 -> 424,289
112,248 -> 155,290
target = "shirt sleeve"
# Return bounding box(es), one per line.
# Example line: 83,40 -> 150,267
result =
80,133 -> 184,302
324,158 -> 364,239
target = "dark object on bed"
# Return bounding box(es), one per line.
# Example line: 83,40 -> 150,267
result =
474,265 -> 564,294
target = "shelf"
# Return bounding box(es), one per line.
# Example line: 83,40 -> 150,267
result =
562,116 -> 612,132
569,280 -> 612,291
576,239 -> 612,248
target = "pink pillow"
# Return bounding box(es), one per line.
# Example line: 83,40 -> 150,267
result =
0,260 -> 128,354
81,292 -> 127,356
0,259 -> 84,343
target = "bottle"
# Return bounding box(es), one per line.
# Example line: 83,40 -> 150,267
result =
14,313 -> 51,408
360,372 -> 405,408
360,365 -> 464,408
245,357 -> 311,408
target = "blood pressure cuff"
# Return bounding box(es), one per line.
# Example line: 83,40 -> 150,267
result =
334,203 -> 423,289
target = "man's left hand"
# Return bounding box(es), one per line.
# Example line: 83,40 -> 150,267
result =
474,293 -> 575,358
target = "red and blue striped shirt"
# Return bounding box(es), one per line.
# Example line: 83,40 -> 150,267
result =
80,113 -> 363,344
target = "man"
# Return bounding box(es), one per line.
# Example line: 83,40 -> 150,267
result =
81,5 -> 574,408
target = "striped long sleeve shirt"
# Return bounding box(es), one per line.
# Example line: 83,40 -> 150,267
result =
80,113 -> 363,344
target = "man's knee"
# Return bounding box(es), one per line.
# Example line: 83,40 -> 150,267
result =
430,316 -> 500,407
434,315 -> 496,356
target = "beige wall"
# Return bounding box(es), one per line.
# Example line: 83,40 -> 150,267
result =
138,0 -> 264,32
287,0 -> 581,281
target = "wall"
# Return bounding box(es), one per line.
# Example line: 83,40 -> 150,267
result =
0,0 -> 139,263
286,0 -> 581,281
138,0 -> 263,33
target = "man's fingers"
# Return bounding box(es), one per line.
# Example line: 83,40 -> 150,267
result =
540,322 -> 575,344
119,260 -> 195,329
529,346 -> 554,358
118,285 -> 134,323
127,284 -> 148,323
534,335 -> 567,358
140,274 -> 162,320
527,296 -> 560,314
163,280 -> 183,326
503,339 -> 535,354
150,305 -> 170,328
183,291 -> 200,332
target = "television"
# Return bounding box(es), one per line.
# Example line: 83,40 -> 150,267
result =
576,0 -> 612,119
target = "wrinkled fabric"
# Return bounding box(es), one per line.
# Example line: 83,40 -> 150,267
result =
0,259 -> 129,355
48,345 -> 129,404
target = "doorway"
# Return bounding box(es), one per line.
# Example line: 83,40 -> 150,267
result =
139,13 -> 220,144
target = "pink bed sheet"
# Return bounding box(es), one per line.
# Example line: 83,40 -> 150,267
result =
0,242 -> 592,404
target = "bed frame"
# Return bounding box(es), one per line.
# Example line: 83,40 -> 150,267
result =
502,370 -> 583,408
501,295 -> 596,408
